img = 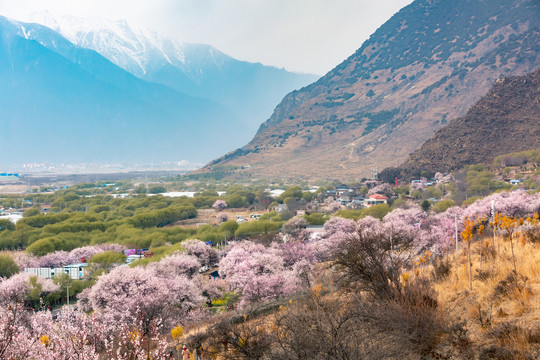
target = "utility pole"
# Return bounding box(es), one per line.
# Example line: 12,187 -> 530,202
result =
371,167 -> 378,180
66,285 -> 71,306
454,214 -> 458,252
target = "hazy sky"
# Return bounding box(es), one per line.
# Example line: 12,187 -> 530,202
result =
0,0 -> 413,74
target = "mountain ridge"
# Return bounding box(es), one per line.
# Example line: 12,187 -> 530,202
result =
399,67 -> 540,175
23,12 -> 319,133
203,0 -> 540,180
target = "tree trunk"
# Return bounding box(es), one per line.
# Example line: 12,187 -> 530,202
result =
468,242 -> 473,291
510,234 -> 517,275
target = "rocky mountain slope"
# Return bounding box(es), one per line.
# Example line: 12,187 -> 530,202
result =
204,0 -> 540,180
399,68 -> 540,174
25,12 -> 319,135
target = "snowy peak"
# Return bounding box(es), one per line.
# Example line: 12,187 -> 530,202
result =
23,11 -> 197,76
2,12 -> 319,153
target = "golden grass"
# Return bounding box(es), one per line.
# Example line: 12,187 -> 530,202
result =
430,236 -> 540,354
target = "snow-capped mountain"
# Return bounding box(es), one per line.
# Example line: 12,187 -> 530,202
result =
0,15 -> 240,166
0,12 -> 318,166
25,11 -> 216,80
23,12 -> 319,133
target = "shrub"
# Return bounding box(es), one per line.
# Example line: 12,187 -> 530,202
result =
432,257 -> 451,281
432,199 -> 455,213
235,221 -> 282,239
303,212 -> 328,225
362,204 -> 392,220
26,238 -> 55,256
0,219 -> 15,231
335,209 -> 363,221
0,254 -> 19,278
148,186 -> 166,194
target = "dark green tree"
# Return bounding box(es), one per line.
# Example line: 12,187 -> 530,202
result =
26,238 -> 55,256
0,219 -> 15,231
0,254 -> 19,278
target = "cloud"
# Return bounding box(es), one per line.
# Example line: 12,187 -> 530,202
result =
0,0 -> 413,74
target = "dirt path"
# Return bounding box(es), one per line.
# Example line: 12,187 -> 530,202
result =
339,141 -> 357,170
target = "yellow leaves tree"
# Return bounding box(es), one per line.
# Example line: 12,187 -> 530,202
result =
461,217 -> 485,290
497,215 -> 524,275
171,325 -> 184,356
171,325 -> 183,341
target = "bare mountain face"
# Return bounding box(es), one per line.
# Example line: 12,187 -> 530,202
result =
204,0 -> 540,180
399,68 -> 540,175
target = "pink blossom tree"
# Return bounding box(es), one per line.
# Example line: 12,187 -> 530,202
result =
28,244 -> 126,268
399,206 -> 464,256
281,217 -> 310,243
149,253 -> 201,278
0,272 -> 59,302
0,298 -> 49,359
382,206 -> 425,241
367,183 -> 394,197
315,217 -> 357,259
213,200 -> 228,211
216,212 -> 229,223
323,198 -> 342,214
182,239 -> 218,266
78,265 -> 204,333
10,252 -> 39,270
274,242 -> 316,268
463,191 -> 540,220
219,241 -> 300,306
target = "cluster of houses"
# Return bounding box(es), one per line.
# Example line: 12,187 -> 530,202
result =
328,184 -> 388,208
0,208 -> 24,224
25,263 -> 88,280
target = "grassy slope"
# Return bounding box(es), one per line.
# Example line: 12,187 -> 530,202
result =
430,237 -> 540,356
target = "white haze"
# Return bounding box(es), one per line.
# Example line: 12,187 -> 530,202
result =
0,0 -> 413,74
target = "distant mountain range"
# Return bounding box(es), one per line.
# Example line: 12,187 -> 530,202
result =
0,13 -> 317,166
399,68 -> 540,176
24,12 -> 319,133
204,0 -> 540,180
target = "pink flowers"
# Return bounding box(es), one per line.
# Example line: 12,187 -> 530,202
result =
464,191 -> 540,219
219,241 -> 306,307
213,200 -> 228,211
216,212 -> 229,223
14,243 -> 126,269
281,217 -> 310,243
182,239 -> 218,266
0,273 -> 59,301
79,263 -> 204,326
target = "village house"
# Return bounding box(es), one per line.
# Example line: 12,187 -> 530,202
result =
335,184 -> 350,197
364,193 -> 388,207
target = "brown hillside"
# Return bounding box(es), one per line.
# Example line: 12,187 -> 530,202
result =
201,0 -> 540,180
401,68 -> 540,174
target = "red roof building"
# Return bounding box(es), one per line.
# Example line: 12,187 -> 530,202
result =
365,193 -> 388,207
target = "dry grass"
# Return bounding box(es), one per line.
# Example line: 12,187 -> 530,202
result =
171,208 -> 262,227
182,235 -> 540,358
431,236 -> 540,356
